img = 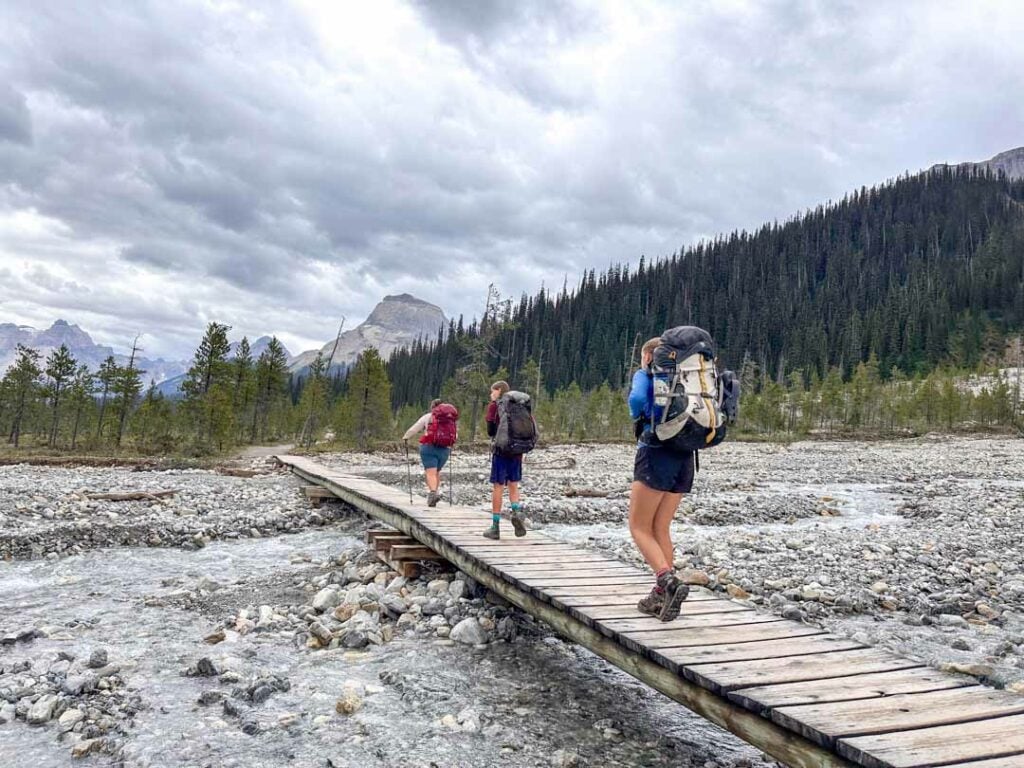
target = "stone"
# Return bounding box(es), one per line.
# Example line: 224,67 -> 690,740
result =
870,581 -> 889,594
0,702 -> 16,725
449,580 -> 467,600
333,604 -> 358,622
679,568 -> 710,586
341,630 -> 369,649
86,649 -> 108,669
309,622 -> 334,645
204,628 -> 227,645
313,588 -> 341,612
27,694 -> 59,724
58,708 -> 85,731
335,690 -> 363,716
939,661 -> 994,679
197,575 -> 222,592
194,657 -> 220,677
726,584 -> 750,600
72,739 -> 101,758
450,617 -> 488,645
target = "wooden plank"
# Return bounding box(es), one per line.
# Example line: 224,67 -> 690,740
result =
599,613 -> 783,634
515,575 -> 654,588
388,544 -> 443,561
774,686 -> 1024,750
661,636 -> 865,670
838,713 -> 1024,767
939,757 -> 1024,767
500,566 -> 642,579
623,622 -> 823,656
728,667 -> 976,713
688,649 -> 922,695
482,555 -> 628,566
576,602 -> 751,620
546,584 -> 718,598
365,528 -> 398,543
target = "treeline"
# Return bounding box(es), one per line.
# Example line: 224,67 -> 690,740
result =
389,168 -> 1024,407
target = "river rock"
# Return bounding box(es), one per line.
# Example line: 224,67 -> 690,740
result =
335,690 -> 363,715
450,617 -> 488,645
0,702 -> 16,724
87,648 -> 108,669
27,694 -> 59,724
58,708 -> 85,731
679,568 -> 710,586
312,587 -> 341,612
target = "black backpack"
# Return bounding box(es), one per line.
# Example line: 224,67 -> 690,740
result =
494,391 -> 538,455
650,326 -> 740,451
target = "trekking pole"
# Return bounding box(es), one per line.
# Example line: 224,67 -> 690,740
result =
404,439 -> 414,505
448,444 -> 455,506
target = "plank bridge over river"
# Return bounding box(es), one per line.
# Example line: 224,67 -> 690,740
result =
276,455 -> 1024,768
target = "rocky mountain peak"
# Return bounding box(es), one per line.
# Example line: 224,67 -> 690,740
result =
289,294 -> 447,374
932,146 -> 1024,180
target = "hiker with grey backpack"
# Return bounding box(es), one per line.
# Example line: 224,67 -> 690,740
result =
482,380 -> 537,539
628,328 -> 740,621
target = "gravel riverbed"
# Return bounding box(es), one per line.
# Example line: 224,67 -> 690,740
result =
2,436 -> 1024,766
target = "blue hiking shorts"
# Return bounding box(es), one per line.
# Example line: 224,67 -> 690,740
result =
633,440 -> 694,494
490,453 -> 523,485
419,443 -> 450,471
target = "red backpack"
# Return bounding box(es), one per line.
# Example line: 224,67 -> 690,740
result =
424,403 -> 459,448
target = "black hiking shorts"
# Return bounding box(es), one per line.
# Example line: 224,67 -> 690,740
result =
633,439 -> 694,494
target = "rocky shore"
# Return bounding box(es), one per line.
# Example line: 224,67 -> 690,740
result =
2,436 -> 1024,766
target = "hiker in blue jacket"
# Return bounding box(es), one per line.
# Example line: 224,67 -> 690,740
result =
628,336 -> 693,621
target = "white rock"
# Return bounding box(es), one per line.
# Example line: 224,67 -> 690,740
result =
27,694 -> 59,725
312,588 -> 341,613
450,617 -> 488,645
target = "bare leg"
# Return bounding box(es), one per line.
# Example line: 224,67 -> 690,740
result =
425,468 -> 439,492
628,481 -> 671,572
653,492 -> 683,567
508,481 -> 520,504
491,484 -> 503,515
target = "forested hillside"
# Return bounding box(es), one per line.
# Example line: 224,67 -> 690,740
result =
389,167 -> 1024,408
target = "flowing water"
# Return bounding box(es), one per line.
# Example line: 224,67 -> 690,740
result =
1,529 -> 758,768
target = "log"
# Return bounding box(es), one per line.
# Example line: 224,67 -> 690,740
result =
85,490 -> 176,502
564,487 -> 610,498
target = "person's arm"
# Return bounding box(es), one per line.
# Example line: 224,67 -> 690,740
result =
628,370 -> 651,420
403,413 -> 431,441
485,401 -> 498,438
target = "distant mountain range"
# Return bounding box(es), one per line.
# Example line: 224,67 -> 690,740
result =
0,320 -> 188,384
155,336 -> 294,397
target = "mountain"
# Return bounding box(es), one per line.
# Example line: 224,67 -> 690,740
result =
932,146 -> 1024,180
228,335 -> 292,362
0,320 -> 188,384
289,294 -> 447,375
389,163 -> 1024,407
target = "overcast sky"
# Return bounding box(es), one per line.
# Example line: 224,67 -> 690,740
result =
2,1 -> 1023,359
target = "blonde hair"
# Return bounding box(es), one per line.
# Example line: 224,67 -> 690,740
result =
640,337 -> 661,359
490,380 -> 510,396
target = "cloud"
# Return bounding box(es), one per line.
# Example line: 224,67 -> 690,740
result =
1,0 -> 1023,358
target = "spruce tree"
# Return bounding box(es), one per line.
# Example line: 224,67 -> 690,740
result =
95,356 -> 119,442
5,345 -> 42,447
335,348 -> 392,450
44,344 -> 77,447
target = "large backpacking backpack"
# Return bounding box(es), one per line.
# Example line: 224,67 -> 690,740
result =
494,391 -> 538,455
425,403 -> 459,448
650,326 -> 740,451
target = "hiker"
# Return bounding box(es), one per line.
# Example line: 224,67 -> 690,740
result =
627,337 -> 693,621
482,380 -> 537,539
403,398 -> 459,507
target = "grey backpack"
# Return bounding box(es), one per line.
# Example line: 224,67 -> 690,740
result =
494,391 -> 538,455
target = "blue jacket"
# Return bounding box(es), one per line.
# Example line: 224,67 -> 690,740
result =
628,368 -> 653,425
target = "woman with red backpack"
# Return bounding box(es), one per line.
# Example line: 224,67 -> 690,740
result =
402,398 -> 459,507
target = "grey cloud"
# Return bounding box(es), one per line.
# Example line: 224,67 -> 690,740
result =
0,83 -> 32,145
1,0 -> 1023,358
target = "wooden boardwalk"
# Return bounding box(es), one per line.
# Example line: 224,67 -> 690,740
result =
277,455 -> 1024,768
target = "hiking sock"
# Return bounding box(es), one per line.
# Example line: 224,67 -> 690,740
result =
654,567 -> 672,594
492,513 -> 501,525
510,502 -> 521,513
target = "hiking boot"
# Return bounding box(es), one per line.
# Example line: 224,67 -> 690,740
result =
510,509 -> 527,538
637,587 -> 664,617
482,522 -> 500,540
656,572 -> 690,622
427,491 -> 439,507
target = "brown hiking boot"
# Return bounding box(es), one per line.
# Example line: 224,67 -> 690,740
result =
637,587 -> 664,617
482,522 -> 500,540
656,571 -> 690,622
427,491 -> 440,507
510,510 -> 527,537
